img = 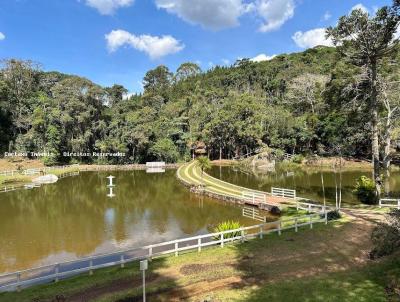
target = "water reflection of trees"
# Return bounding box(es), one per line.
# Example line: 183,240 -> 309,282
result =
0,170 -> 246,272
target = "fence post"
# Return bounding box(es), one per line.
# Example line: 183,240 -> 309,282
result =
175,242 -> 179,256
55,264 -> 60,282
220,233 -> 224,248
120,254 -> 125,268
259,226 -> 263,239
198,238 -> 202,252
278,221 -> 282,235
295,218 -> 298,232
241,229 -> 245,243
398,200 -> 400,209
89,260 -> 93,275
379,199 -> 382,208
325,211 -> 328,224
16,272 -> 21,292
149,247 -> 153,261
308,204 -> 311,213
296,202 -> 299,211
309,215 -> 313,229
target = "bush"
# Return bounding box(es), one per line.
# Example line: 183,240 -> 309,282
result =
353,176 -> 378,205
370,209 -> 400,259
326,210 -> 342,221
292,154 -> 304,164
214,221 -> 242,239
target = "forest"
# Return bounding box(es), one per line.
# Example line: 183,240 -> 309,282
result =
0,6 -> 399,169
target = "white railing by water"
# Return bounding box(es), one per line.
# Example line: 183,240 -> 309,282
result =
271,187 -> 296,199
0,213 -> 327,292
242,207 -> 266,222
146,162 -> 166,168
242,191 -> 267,205
379,198 -> 400,209
0,170 -> 18,177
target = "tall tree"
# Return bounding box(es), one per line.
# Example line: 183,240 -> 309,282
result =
327,1 -> 400,197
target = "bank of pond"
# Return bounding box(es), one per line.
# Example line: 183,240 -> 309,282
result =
0,164 -> 398,274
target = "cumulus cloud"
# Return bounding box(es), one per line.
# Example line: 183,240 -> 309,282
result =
85,0 -> 134,15
155,0 -> 245,30
251,53 -> 276,62
155,0 -> 295,32
0,32 -> 5,41
292,28 -> 333,49
105,29 -> 184,59
350,3 -> 369,14
256,0 -> 295,32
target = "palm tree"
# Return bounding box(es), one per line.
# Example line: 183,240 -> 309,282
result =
196,156 -> 211,186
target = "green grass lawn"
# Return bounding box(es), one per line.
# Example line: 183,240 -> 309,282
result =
1,217 -> 396,302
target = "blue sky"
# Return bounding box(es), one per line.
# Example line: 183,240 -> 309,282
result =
0,0 -> 393,93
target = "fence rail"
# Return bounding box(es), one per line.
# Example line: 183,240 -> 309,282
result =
271,187 -> 296,199
242,207 -> 266,222
296,201 -> 330,213
0,213 -> 327,292
242,191 -> 267,205
379,198 -> 400,209
145,162 -> 166,168
0,170 -> 18,177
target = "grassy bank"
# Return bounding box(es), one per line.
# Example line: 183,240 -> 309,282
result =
0,216 -> 394,302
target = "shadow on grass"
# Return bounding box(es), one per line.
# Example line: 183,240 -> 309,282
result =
224,218 -> 399,302
0,256 -> 188,302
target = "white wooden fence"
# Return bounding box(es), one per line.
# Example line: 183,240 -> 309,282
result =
0,213 -> 327,292
1,185 -> 17,193
146,162 -> 166,168
0,170 -> 18,177
271,187 -> 296,199
242,191 -> 267,205
296,201 -> 330,213
379,198 -> 400,209
242,207 -> 266,222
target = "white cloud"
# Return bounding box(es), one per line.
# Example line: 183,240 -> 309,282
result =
255,0 -> 295,32
322,11 -> 331,21
292,28 -> 333,49
155,0 -> 295,32
350,3 -> 368,14
221,59 -> 230,65
105,29 -> 184,59
251,53 -> 276,62
155,0 -> 245,30
85,0 -> 134,15
0,32 -> 5,41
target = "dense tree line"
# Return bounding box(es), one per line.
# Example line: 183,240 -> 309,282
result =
0,3 -> 399,168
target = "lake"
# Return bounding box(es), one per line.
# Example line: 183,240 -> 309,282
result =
0,170 -> 257,273
208,165 -> 400,205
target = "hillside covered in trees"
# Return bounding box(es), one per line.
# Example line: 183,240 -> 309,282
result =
0,45 -> 399,165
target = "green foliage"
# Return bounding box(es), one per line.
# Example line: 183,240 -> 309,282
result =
196,156 -> 211,173
149,138 -> 179,163
291,154 -> 305,164
370,209 -> 400,259
353,176 -> 378,205
213,221 -> 242,239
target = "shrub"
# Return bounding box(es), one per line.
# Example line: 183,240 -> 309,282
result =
214,221 -> 242,239
292,154 -> 305,164
326,210 -> 342,221
353,176 -> 378,205
370,209 -> 400,259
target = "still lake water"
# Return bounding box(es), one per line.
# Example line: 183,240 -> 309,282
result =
0,170 -> 256,273
209,165 -> 400,205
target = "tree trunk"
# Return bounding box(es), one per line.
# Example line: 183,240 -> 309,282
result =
370,61 -> 381,198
